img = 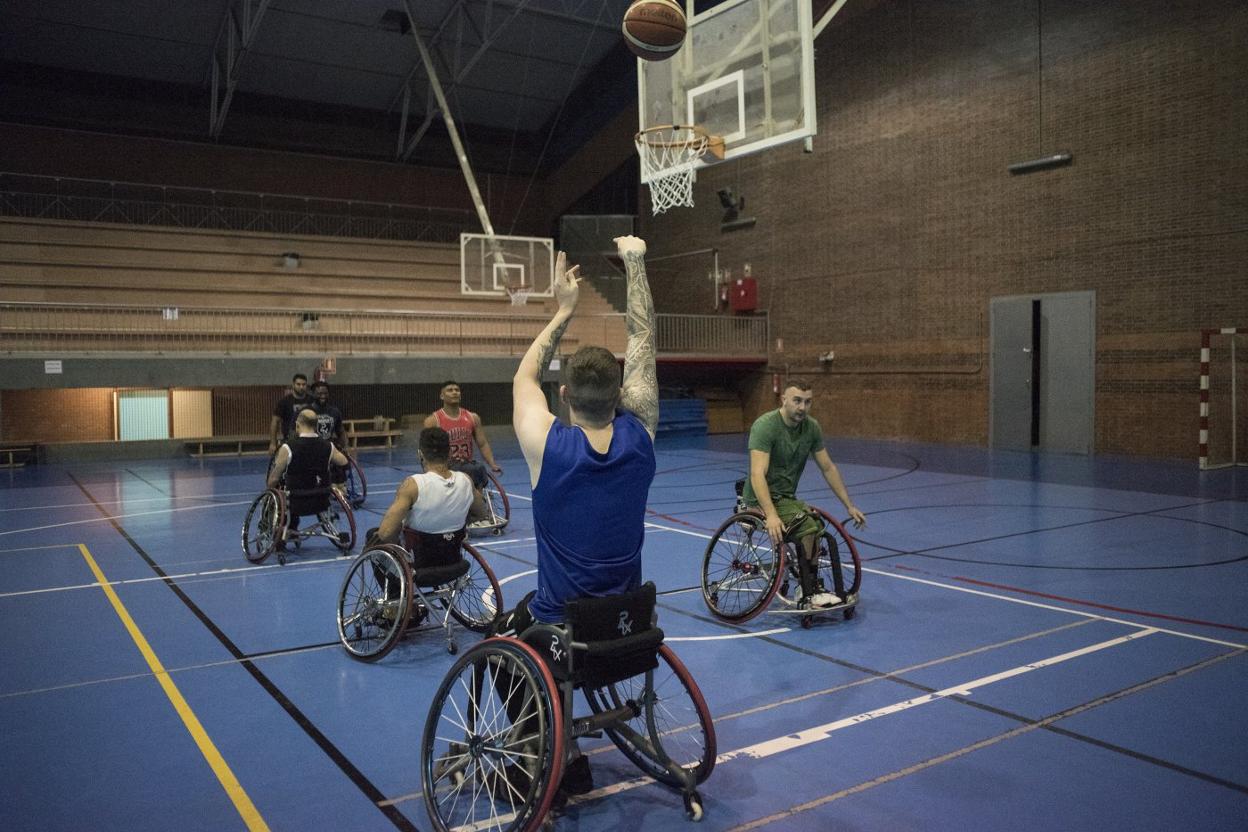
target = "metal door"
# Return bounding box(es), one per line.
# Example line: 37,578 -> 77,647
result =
990,297 -> 1035,450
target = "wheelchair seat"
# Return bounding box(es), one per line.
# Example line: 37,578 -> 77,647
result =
286,485 -> 332,517
522,583 -> 665,688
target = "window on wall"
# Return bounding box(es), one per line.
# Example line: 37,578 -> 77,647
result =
116,389 -> 170,441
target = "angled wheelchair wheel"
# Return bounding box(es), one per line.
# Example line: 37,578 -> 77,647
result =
811,509 -> 862,616
446,542 -> 503,633
242,489 -> 284,564
337,544 -> 412,661
583,644 -> 716,787
323,489 -> 356,553
423,637 -> 565,832
701,512 -> 785,622
484,471 -> 510,528
344,455 -> 367,509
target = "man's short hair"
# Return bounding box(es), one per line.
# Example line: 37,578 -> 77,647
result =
296,408 -> 318,429
565,346 -> 620,425
311,381 -> 329,392
784,381 -> 813,394
419,427 -> 451,463
440,380 -> 459,391
293,373 -> 308,383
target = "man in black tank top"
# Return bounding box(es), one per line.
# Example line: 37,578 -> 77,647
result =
269,409 -> 349,537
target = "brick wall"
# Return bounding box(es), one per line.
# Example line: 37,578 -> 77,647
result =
1,389 -> 114,442
639,0 -> 1247,458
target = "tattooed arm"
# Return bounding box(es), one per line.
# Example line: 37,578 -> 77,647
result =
615,236 -> 658,439
513,251 -> 580,486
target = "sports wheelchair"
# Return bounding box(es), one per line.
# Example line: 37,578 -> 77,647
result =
467,470 -> 511,536
700,480 -> 861,629
242,485 -> 356,565
336,528 -> 503,660
420,583 -> 715,832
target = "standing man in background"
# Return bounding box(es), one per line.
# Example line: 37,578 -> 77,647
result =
269,372 -> 311,454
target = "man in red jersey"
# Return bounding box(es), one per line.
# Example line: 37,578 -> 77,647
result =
424,381 -> 502,491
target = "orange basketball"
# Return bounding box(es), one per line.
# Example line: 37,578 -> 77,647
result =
622,0 -> 687,62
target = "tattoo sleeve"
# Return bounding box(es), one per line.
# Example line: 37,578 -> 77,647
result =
536,316 -> 571,377
618,250 -> 659,433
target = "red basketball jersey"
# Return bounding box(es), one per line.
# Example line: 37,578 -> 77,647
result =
434,408 -> 476,462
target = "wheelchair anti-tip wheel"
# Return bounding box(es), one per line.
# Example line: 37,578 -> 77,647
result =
442,542 -> 504,633
422,638 -> 565,832
242,488 -> 284,564
701,511 -> 786,623
583,643 -> 717,788
322,489 -> 357,553
337,544 -> 413,662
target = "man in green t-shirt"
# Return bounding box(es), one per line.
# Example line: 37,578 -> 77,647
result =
744,381 -> 866,608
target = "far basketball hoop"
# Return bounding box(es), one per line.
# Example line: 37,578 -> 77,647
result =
636,124 -> 725,214
505,284 -> 532,307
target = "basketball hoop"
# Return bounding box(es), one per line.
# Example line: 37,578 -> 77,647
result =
636,124 -> 725,215
506,285 -> 532,307
315,356 -> 336,383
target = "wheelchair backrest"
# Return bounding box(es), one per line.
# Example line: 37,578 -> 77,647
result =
563,582 -> 658,642
403,527 -> 466,568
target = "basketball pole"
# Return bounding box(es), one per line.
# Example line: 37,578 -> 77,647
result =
401,0 -> 504,265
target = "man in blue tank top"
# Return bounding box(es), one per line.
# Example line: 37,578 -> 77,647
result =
495,234 -> 658,796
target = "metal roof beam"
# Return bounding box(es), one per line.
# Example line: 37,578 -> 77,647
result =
208,0 -> 273,139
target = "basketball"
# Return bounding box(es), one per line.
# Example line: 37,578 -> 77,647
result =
622,0 -> 687,62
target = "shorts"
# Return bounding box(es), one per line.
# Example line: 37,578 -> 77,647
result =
747,496 -> 824,541
449,458 -> 488,489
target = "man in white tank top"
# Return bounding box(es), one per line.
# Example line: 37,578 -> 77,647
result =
370,427 -> 481,565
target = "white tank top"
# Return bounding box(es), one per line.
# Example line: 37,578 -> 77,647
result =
405,470 -> 473,534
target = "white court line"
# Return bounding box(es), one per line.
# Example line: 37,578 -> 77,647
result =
390,628 -> 1157,815
0,500 -> 252,537
0,543 -> 82,555
668,628 -> 790,642
0,556 -> 343,599
1,480 -> 409,515
640,519 -> 1248,650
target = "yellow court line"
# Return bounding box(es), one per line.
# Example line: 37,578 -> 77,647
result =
77,544 -> 270,832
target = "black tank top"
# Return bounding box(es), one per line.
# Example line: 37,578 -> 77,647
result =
285,435 -> 333,495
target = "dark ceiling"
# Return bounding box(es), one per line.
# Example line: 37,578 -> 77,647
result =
0,0 -> 640,175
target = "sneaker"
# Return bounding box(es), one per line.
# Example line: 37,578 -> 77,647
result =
410,602 -> 429,627
806,591 -> 841,609
560,754 -> 594,795
467,518 -> 496,529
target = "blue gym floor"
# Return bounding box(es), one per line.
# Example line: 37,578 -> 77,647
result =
2,435 -> 1246,831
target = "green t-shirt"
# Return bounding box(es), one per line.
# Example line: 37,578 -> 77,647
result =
743,409 -> 824,503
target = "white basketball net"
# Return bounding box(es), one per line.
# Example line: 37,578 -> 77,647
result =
507,286 -> 531,307
637,127 -> 710,215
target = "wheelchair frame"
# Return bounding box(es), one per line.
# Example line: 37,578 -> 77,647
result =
242,486 -> 355,565
336,538 -> 503,660
467,470 -> 511,536
421,586 -> 715,831
701,503 -> 861,628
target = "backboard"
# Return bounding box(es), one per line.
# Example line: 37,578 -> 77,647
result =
460,233 -> 554,297
637,0 -> 816,182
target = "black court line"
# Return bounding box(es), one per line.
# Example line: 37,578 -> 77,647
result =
67,472 -> 422,832
654,598 -> 1248,796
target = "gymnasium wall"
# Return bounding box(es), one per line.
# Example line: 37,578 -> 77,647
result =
639,0 -> 1247,458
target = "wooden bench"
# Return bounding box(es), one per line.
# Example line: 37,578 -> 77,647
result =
0,445 -> 35,468
344,418 -> 403,450
187,435 -> 271,458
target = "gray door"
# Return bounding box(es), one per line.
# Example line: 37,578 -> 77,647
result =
990,297 -> 1035,450
1039,291 -> 1095,454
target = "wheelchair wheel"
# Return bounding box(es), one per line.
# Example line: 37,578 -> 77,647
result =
344,454 -> 367,509
323,489 -> 356,553
484,471 -> 510,528
242,489 -> 284,564
423,637 -> 565,832
811,509 -> 862,616
701,512 -> 785,622
583,643 -> 716,787
337,544 -> 412,661
444,542 -> 504,633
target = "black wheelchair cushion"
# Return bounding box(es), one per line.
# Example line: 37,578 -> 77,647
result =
411,558 -> 470,588
403,527 -> 466,569
287,487 -> 331,517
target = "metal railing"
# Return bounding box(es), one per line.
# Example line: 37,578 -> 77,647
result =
0,172 -> 476,243
0,302 -> 768,359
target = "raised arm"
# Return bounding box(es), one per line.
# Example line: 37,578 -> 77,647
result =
615,236 -> 658,438
513,251 -> 580,485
